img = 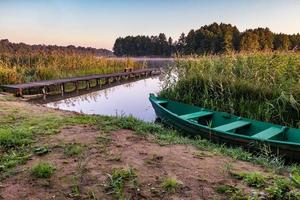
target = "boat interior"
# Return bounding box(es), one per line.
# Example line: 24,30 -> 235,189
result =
154,98 -> 300,143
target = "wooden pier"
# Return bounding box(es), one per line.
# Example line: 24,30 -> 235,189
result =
0,68 -> 161,98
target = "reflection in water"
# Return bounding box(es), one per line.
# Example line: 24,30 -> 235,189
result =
46,75 -> 165,122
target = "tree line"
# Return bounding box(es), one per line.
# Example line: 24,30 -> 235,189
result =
0,39 -> 113,56
113,23 -> 300,56
114,34 -> 173,57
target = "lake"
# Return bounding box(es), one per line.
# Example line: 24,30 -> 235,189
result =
46,74 -> 167,122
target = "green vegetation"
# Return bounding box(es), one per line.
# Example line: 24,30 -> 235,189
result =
114,23 -> 300,56
233,172 -> 266,188
161,177 -> 183,193
229,170 -> 300,199
105,167 -> 138,199
31,162 -> 55,178
0,39 -> 112,56
266,178 -> 300,199
290,168 -> 300,187
0,53 -> 139,85
64,143 -> 84,157
70,176 -> 81,197
0,107 -> 66,175
216,184 -> 238,194
215,184 -> 247,200
114,33 -> 173,57
0,151 -> 30,173
160,53 -> 300,127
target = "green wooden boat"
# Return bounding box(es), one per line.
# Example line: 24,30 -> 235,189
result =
149,93 -> 300,160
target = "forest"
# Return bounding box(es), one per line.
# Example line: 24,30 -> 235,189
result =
113,23 -> 300,56
0,39 -> 113,56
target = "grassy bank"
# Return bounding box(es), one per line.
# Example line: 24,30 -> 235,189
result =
0,53 -> 140,85
160,52 -> 300,127
1,95 -> 300,199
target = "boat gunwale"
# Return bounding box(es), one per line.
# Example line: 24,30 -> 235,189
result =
149,94 -> 300,147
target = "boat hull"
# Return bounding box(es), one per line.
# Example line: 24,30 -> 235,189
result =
149,95 -> 300,161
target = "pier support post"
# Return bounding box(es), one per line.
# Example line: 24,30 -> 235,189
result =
60,84 -> 65,96
17,88 -> 23,97
42,86 -> 47,100
98,79 -> 102,88
86,81 -> 90,90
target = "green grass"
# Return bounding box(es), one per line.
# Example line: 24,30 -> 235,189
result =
0,150 -> 30,173
105,167 -> 138,199
160,52 -> 300,127
215,184 -> 239,194
266,178 -> 300,199
0,110 -> 66,174
237,172 -> 266,188
0,128 -> 33,149
64,143 -> 84,157
229,171 -> 268,188
0,94 -> 16,101
31,162 -> 55,178
215,184 -> 248,200
229,170 -> 300,199
161,177 -> 182,193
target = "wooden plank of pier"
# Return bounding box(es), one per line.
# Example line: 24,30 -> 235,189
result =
0,68 -> 161,97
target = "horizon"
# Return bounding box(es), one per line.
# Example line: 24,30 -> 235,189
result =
1,0 -> 300,50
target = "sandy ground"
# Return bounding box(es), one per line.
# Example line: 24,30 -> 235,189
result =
0,126 -> 263,200
0,95 -> 268,199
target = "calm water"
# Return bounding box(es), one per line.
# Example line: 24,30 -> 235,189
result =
46,75 -> 165,122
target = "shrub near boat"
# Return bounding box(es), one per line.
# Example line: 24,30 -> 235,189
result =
149,94 -> 300,160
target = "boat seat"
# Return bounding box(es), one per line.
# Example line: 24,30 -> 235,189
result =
251,127 -> 283,140
180,111 -> 213,120
156,100 -> 168,104
214,120 -> 251,132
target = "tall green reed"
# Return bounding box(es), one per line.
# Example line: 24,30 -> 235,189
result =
160,52 -> 300,127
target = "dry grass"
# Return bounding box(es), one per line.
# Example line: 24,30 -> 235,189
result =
0,53 -> 141,84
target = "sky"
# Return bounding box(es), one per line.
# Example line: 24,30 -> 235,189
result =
1,0 -> 300,50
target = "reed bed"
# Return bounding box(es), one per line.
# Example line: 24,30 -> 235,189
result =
160,52 -> 300,127
0,53 -> 139,85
